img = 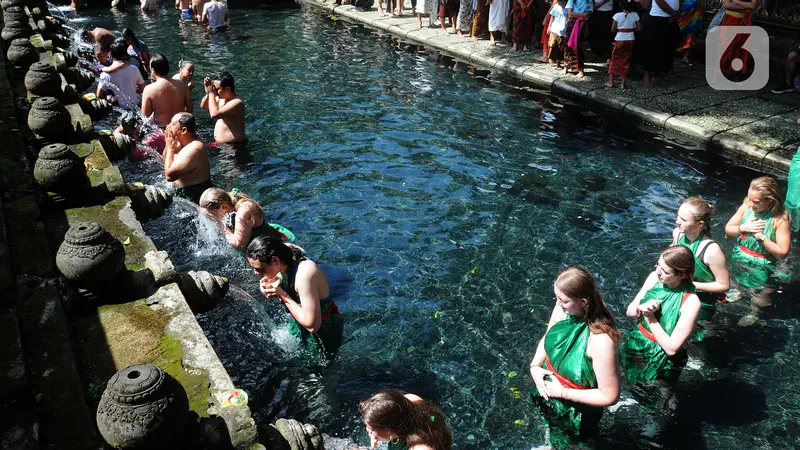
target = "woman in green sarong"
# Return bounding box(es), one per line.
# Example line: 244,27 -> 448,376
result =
529,266 -> 621,448
724,176 -> 791,326
246,236 -> 343,358
671,197 -> 730,324
359,389 -> 452,450
199,187 -> 295,251
622,246 -> 701,408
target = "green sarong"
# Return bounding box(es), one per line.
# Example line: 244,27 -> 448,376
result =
677,233 -> 719,323
786,148 -> 800,233
729,208 -> 786,292
530,315 -> 602,449
281,263 -> 343,358
621,282 -> 694,386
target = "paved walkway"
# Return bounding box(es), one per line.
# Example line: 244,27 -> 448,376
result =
301,0 -> 800,176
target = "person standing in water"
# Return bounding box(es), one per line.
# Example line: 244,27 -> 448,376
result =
163,113 -> 213,203
246,237 -> 343,357
176,0 -> 193,19
173,60 -> 196,90
359,389 -> 453,450
671,197 -> 730,325
141,54 -> 192,128
529,266 -> 620,448
724,176 -> 791,326
199,188 -> 295,250
202,0 -> 228,32
621,246 -> 700,410
201,72 -> 247,145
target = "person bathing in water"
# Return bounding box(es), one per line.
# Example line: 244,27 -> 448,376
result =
141,53 -> 192,128
173,60 -> 196,90
201,71 -> 247,146
176,0 -> 193,19
163,113 -> 212,203
359,389 -> 453,450
199,188 -> 295,250
246,237 -> 343,358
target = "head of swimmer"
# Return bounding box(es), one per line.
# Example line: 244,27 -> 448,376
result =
676,197 -> 715,237
553,266 -> 601,317
179,60 -> 194,80
246,236 -> 294,280
655,246 -> 695,287
167,113 -> 196,142
747,176 -> 782,215
198,188 -> 234,220
205,71 -> 236,97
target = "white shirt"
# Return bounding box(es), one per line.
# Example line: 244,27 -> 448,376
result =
651,0 -> 679,17
550,4 -> 568,37
613,12 -> 640,41
203,1 -> 227,29
98,64 -> 144,109
595,0 -> 613,12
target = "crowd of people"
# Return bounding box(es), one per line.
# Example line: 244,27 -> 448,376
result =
328,0 -> 761,88
71,2 -> 800,449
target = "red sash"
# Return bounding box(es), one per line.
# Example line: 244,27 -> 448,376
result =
638,292 -> 691,343
738,244 -> 766,259
617,28 -> 634,33
545,357 -> 589,390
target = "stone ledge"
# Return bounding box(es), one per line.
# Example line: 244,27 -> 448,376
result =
300,0 -> 799,176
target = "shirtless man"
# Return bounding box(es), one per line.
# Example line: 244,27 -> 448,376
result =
141,54 -> 192,128
164,113 -> 212,203
175,0 -> 193,19
172,60 -> 196,90
200,72 -> 246,144
88,27 -> 116,47
192,0 -> 207,21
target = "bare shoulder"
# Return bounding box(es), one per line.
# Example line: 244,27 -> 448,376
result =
403,393 -> 424,403
587,331 -> 615,357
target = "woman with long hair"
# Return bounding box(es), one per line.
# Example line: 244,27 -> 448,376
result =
199,187 -> 294,251
246,237 -> 343,357
724,176 -> 791,326
621,246 -> 700,399
529,266 -> 620,448
360,389 -> 452,450
672,197 -> 729,325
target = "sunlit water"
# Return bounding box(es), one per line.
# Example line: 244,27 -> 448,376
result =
75,4 -> 800,449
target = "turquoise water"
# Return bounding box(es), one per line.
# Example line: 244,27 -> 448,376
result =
76,4 -> 800,449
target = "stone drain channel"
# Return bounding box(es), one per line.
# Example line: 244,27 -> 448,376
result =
0,2 -> 324,449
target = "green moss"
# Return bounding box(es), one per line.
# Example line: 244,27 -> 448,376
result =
154,335 -> 211,417
81,140 -> 111,171
64,196 -> 156,267
87,169 -> 104,186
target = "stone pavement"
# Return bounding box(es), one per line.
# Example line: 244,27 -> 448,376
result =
302,0 -> 800,177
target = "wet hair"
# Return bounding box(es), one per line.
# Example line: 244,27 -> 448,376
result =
149,53 -> 169,76
359,390 -> 452,450
180,60 -> 194,70
122,28 -> 138,44
117,111 -> 142,132
109,38 -> 128,61
682,197 -> 715,235
246,236 -> 305,267
199,188 -> 266,225
660,245 -> 695,282
176,113 -> 196,134
217,71 -> 236,93
555,266 -> 621,341
747,176 -> 786,217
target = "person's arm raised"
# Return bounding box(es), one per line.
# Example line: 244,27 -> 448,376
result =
644,294 -> 700,356
208,97 -> 242,120
164,143 -> 196,181
227,206 -> 254,250
627,270 -> 658,318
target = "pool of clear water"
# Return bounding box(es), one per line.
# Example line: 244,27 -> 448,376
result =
73,3 -> 800,449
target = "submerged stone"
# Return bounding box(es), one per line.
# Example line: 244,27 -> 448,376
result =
564,206 -> 604,231
525,187 -> 562,206
596,194 -> 630,212
96,364 -> 190,450
579,174 -> 607,192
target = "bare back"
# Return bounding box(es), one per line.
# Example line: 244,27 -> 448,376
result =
214,97 -> 246,143
142,77 -> 191,128
177,0 -> 191,8
172,139 -> 210,187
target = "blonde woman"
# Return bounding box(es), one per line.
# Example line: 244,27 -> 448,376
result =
724,176 -> 791,326
199,188 -> 294,251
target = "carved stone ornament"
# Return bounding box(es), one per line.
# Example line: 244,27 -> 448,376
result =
27,96 -> 72,138
1,20 -> 32,42
130,184 -> 173,222
53,50 -> 78,72
274,418 -> 323,450
6,38 -> 38,72
24,61 -> 62,97
55,222 -> 125,288
177,270 -> 229,314
96,364 -> 190,450
1,0 -> 26,11
2,5 -> 26,23
33,143 -> 89,193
